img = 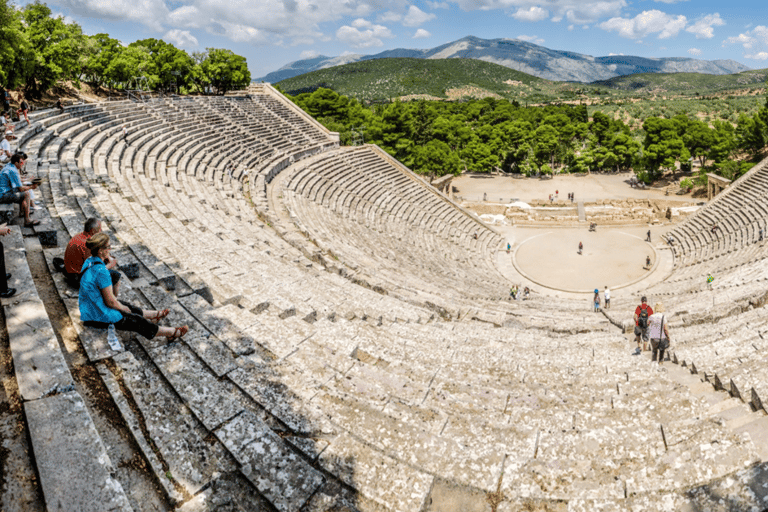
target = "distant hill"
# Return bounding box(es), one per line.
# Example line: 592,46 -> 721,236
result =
276,58 -> 557,102
257,35 -> 750,84
591,68 -> 768,93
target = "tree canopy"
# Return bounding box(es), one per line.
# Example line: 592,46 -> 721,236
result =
0,0 -> 250,97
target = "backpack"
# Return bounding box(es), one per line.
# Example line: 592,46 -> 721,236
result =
638,306 -> 649,328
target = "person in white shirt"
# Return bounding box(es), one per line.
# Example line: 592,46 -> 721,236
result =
604,286 -> 610,309
647,302 -> 670,365
1,130 -> 14,163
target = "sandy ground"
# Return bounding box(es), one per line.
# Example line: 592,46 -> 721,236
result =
453,172 -> 701,205
507,224 -> 656,291
455,173 -> 686,293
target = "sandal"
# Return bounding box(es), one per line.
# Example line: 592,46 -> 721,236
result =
149,308 -> 170,323
165,325 -> 188,341
24,220 -> 40,227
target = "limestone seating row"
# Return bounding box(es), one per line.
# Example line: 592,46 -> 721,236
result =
669,158 -> 768,264
51,103 -> 428,324
286,147 -> 500,263
0,223 -> 134,511
19,95 -> 768,510
282,168 -> 504,296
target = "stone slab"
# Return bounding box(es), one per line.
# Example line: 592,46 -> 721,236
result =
63,298 -> 127,361
150,342 -> 248,430
4,301 -> 74,401
139,287 -> 237,376
215,409 -> 324,512
318,431 -> 433,512
24,391 -> 133,512
100,352 -> 227,499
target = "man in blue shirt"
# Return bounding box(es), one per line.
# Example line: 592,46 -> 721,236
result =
0,153 -> 39,226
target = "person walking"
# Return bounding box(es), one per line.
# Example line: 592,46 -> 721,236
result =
604,286 -> 610,309
647,302 -> 670,365
593,289 -> 601,312
578,241 -> 583,255
633,296 -> 653,354
646,230 -> 651,242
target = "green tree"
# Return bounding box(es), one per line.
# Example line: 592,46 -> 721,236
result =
198,48 -> 250,95
735,113 -> 766,156
130,38 -> 195,92
683,119 -> 714,167
21,2 -> 86,96
104,45 -> 152,85
82,34 -> 122,86
0,0 -> 32,89
414,139 -> 460,177
642,117 -> 686,177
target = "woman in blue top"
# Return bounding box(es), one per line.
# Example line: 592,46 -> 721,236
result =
79,233 -> 188,340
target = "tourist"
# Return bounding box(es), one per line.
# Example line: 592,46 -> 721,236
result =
506,242 -> 510,253
0,112 -> 12,134
0,130 -> 13,164
0,224 -> 15,298
54,98 -> 64,114
604,286 -> 610,309
578,241 -> 583,255
645,255 -> 651,268
646,230 -> 651,242
522,286 -> 530,300
16,95 -> 29,125
760,228 -> 764,242
0,153 -> 39,226
510,284 -> 518,299
78,233 -> 187,340
707,273 -> 714,290
60,218 -> 119,290
593,289 -> 601,312
647,302 -> 670,365
633,296 -> 653,354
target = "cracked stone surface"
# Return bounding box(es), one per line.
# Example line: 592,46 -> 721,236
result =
215,410 -> 324,512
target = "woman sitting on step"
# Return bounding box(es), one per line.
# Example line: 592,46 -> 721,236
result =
78,233 -> 188,340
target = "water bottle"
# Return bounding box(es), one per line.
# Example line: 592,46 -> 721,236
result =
107,324 -> 121,351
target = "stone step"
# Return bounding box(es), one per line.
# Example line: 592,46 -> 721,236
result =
24,391 -> 133,512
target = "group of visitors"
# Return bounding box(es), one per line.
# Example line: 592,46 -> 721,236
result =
592,286 -> 610,312
509,284 -> 529,300
55,217 -> 188,341
633,296 -> 670,364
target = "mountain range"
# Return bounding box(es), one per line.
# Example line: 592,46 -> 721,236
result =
257,35 -> 750,84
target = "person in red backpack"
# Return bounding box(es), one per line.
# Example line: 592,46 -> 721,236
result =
633,296 -> 653,355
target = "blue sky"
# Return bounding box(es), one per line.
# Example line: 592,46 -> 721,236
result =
34,0 -> 768,79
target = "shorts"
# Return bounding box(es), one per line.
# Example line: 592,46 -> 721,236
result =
0,190 -> 23,204
634,326 -> 649,342
651,338 -> 670,351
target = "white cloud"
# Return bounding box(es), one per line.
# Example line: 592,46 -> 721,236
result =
426,1 -> 449,7
608,52 -> 624,56
413,28 -> 431,39
688,47 -> 702,55
451,1 -> 626,24
299,50 -> 320,59
378,11 -> 403,23
57,0 -> 169,31
516,34 -> 544,45
746,51 -> 768,60
512,6 -> 548,22
403,5 -> 436,27
724,25 -> 768,61
163,29 -> 198,48
685,13 -> 725,39
336,18 -> 393,48
599,10 -> 686,40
